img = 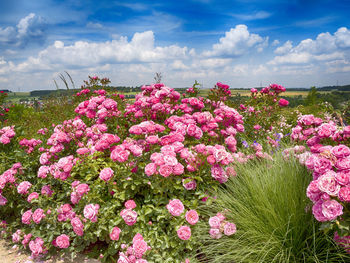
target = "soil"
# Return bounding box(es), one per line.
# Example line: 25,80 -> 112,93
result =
0,239 -> 100,263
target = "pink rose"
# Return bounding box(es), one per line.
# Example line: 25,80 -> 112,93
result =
0,194 -> 7,206
306,180 -> 322,202
173,163 -> 185,175
317,171 -> 340,196
125,200 -> 137,209
335,171 -> 350,185
313,157 -> 333,174
75,183 -> 90,196
145,163 -> 157,176
111,149 -> 130,162
99,168 -> 114,181
120,209 -> 138,226
338,187 -> 350,202
22,209 -> 32,225
278,98 -> 289,107
209,228 -> 222,239
56,234 -> 70,248
312,200 -> 328,222
223,222 -> 237,236
321,200 -> 343,221
32,208 -> 45,224
209,216 -> 221,229
336,157 -> 350,170
12,230 -> 21,243
29,239 -> 43,257
185,210 -> 199,225
84,204 -> 100,222
182,178 -> 197,190
110,226 -> 121,241
37,166 -> 49,178
211,164 -> 228,183
133,237 -> 148,258
159,164 -> 173,177
17,181 -> 32,194
177,226 -> 191,240
41,185 -> 53,196
331,145 -> 350,158
71,217 -> 84,236
167,199 -> 184,216
27,192 -> 39,203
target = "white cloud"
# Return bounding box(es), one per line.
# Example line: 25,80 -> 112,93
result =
335,27 -> 350,48
196,58 -> 232,69
271,39 -> 280,46
269,27 -> 350,66
0,31 -> 189,73
86,22 -> 103,29
274,40 -> 293,55
0,13 -> 46,47
1,26 -> 350,91
203,25 -> 267,57
232,11 -> 271,21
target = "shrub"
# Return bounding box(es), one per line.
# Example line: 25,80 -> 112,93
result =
195,153 -> 350,262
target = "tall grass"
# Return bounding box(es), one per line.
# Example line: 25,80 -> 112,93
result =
196,154 -> 350,263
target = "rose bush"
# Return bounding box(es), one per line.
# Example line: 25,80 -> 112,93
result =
1,79 -> 259,262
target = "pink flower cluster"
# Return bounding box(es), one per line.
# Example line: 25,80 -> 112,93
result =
304,144 -> 350,222
1,163 -> 22,205
208,212 -> 237,239
37,128 -> 48,135
48,155 -> 75,181
129,121 -> 165,135
110,138 -> 145,163
145,145 -> 184,177
291,114 -> 350,145
29,237 -> 47,257
125,83 -> 181,121
75,95 -> 121,122
19,138 -> 42,153
76,88 -> 91,96
118,233 -> 150,262
57,204 -> 76,222
0,126 -> 15,144
166,199 -> 199,239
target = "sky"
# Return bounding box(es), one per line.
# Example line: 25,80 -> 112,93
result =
1,0 -> 350,91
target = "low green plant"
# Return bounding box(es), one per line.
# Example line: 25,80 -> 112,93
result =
196,153 -> 350,263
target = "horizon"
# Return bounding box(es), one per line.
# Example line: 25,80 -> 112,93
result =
1,0 -> 350,91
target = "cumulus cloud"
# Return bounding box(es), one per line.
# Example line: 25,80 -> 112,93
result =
203,25 -> 267,57
0,13 -> 46,47
274,40 -> 293,55
269,27 -> 350,65
1,31 -> 189,72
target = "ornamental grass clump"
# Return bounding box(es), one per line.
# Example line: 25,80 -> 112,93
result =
196,153 -> 350,263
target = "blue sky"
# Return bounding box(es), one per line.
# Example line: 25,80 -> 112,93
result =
1,0 -> 350,91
